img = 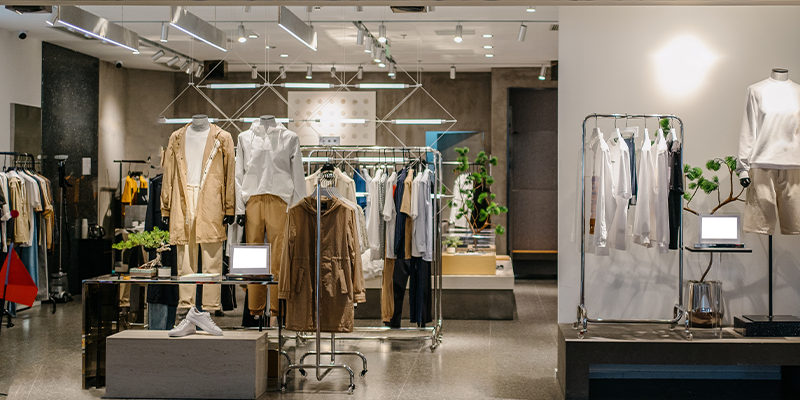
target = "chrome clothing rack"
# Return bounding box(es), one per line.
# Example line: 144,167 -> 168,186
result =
575,114 -> 690,339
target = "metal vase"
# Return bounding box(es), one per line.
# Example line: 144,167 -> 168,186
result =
687,280 -> 723,328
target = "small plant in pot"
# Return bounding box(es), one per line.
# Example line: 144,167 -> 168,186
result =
112,227 -> 171,279
443,236 -> 463,254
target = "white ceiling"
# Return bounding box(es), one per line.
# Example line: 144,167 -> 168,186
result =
0,5 -> 558,74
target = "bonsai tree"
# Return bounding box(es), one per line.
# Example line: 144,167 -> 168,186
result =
449,147 -> 508,236
112,227 -> 170,269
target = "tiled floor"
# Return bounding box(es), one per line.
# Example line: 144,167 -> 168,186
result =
0,280 -> 560,400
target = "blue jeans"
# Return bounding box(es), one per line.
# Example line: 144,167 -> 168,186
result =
148,303 -> 177,330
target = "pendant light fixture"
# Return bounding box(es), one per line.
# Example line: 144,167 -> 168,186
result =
379,51 -> 386,68
195,64 -> 204,78
518,23 -> 527,42
372,42 -> 381,63
160,22 -> 169,42
330,65 -> 337,78
238,24 -> 247,43
539,65 -> 547,81
279,65 -> 286,79
357,27 -> 364,45
186,62 -> 193,74
179,60 -> 190,72
166,55 -> 180,67
306,65 -> 313,80
357,65 -> 363,80
378,23 -> 387,43
388,62 -> 396,77
151,50 -> 165,62
450,65 -> 456,80
252,66 -> 258,79
454,23 -> 463,43
364,36 -> 372,53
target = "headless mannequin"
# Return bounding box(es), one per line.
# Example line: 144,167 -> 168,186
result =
740,69 -> 790,188
236,115 -> 278,226
163,114 -> 235,226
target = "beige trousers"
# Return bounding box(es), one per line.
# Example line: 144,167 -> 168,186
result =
245,193 -> 287,316
381,257 -> 395,322
178,185 -> 223,310
745,168 -> 800,235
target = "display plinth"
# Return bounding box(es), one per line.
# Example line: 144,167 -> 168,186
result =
106,330 -> 268,399
734,315 -> 800,337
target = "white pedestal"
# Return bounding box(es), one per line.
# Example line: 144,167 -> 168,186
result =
106,330 -> 268,399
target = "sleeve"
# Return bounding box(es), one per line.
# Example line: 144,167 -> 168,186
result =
618,146 -> 632,201
0,176 -> 10,222
367,178 -> 381,253
737,88 -> 757,179
289,135 -> 308,207
348,209 -> 366,304
160,136 -> 175,217
235,134 -> 246,215
278,213 -> 295,300
382,177 -> 395,222
410,178 -> 420,220
223,133 -> 236,216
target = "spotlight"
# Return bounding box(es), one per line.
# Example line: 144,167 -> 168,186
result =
450,65 -> 456,80
357,28 -> 364,46
248,30 -> 259,39
372,43 -> 380,62
167,55 -> 180,67
388,63 -> 395,77
518,23 -> 527,42
179,60 -> 189,71
151,50 -> 165,61
160,22 -> 169,42
252,66 -> 258,79
186,62 -> 193,74
280,54 -> 289,58
306,65 -> 312,79
379,51 -> 386,68
364,36 -> 372,52
279,65 -> 286,79
539,65 -> 547,80
454,24 -> 463,43
330,65 -> 337,78
238,24 -> 247,43
243,6 -> 252,13
195,64 -> 204,78
482,34 -> 493,38
378,23 -> 386,43
357,65 -> 363,80
47,11 -> 58,26
527,6 -> 536,12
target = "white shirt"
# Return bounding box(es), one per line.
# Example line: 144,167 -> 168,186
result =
366,169 -> 384,255
411,169 -> 433,261
305,168 -> 357,204
185,126 -> 209,186
592,135 -> 615,256
737,77 -> 800,179
382,171 -> 398,259
235,122 -> 306,214
633,129 -> 656,248
607,132 -> 632,251
654,130 -> 670,253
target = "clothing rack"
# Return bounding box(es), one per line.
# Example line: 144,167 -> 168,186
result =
113,159 -> 148,196
575,114 -> 689,339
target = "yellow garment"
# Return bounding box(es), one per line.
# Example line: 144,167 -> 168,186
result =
139,175 -> 148,190
121,175 -> 138,204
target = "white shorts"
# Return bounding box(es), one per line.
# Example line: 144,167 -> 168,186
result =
744,168 -> 800,235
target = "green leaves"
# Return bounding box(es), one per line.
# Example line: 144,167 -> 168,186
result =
660,118 -> 670,131
112,227 -> 170,251
448,145 -> 508,235
706,159 -> 721,171
494,225 -> 505,235
685,166 -> 703,181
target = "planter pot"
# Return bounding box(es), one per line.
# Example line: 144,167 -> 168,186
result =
686,280 -> 723,328
157,267 -> 171,279
446,247 -> 456,254
130,268 -> 157,279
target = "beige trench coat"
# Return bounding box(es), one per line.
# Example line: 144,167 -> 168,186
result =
161,123 -> 235,245
278,197 -> 366,333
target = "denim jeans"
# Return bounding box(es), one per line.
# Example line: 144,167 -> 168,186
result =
148,303 -> 177,330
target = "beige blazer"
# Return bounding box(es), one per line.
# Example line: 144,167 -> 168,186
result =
161,123 -> 235,245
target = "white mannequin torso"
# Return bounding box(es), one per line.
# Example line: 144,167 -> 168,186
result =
186,116 -> 210,186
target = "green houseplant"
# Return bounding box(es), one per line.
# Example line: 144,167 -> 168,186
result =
449,147 -> 509,236
443,236 -> 464,253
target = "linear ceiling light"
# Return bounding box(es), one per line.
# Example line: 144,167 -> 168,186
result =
151,50 -> 165,61
248,30 -> 259,39
482,34 -> 493,38
166,55 -> 180,67
392,119 -> 447,125
356,83 -> 409,89
454,24 -> 463,43
279,65 -> 286,79
378,23 -> 387,43
539,65 -> 547,80
450,65 -> 456,80
278,6 -> 317,51
317,118 -> 368,124
195,64 -> 204,78
357,27 -> 364,45
282,82 -> 333,89
170,6 -> 227,52
357,65 -> 363,80
47,6 -> 139,53
206,83 -> 261,89
306,65 -> 313,79
160,22 -> 169,42
237,24 -> 247,43
518,23 -> 527,42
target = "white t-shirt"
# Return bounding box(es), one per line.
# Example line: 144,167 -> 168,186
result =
382,171 -> 398,259
633,129 -> 656,248
185,126 -> 209,186
607,132 -> 632,251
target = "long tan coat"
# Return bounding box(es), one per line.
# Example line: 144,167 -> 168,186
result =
279,197 -> 366,333
161,124 -> 235,245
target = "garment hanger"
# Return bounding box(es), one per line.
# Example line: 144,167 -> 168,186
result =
669,118 -> 678,142
643,117 -> 652,146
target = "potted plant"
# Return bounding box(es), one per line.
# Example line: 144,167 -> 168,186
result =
443,236 -> 463,254
112,227 -> 171,279
681,133 -> 744,328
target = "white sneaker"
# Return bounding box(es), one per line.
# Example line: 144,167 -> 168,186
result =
186,306 -> 223,336
168,318 -> 196,337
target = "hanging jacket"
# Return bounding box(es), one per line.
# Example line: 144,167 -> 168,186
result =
161,123 -> 235,245
278,196 -> 366,333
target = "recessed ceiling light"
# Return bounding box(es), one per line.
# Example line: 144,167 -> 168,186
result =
280,54 -> 289,57
265,45 -> 276,49
527,6 -> 536,12
482,34 -> 493,38
485,54 -> 494,58
483,45 -> 493,49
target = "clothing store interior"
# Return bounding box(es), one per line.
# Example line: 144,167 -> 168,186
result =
2,2 -> 800,400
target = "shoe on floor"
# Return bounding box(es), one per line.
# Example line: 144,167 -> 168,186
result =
186,306 -> 223,336
168,319 -> 196,337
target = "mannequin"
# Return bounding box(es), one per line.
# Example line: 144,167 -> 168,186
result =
740,68 -> 789,188
237,115 -> 278,226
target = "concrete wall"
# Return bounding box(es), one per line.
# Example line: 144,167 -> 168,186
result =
558,6 -> 800,324
0,28 -> 42,151
99,61 -> 127,232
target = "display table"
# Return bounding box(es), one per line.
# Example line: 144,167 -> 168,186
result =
106,330 -> 269,399
82,275 -> 277,389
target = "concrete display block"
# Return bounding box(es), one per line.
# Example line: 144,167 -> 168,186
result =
106,330 -> 268,399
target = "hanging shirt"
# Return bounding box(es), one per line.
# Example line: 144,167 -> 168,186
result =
654,130 -> 670,253
668,138 -> 684,250
624,137 -> 638,206
607,134 -> 632,251
382,171 -> 398,259
633,130 -> 656,247
17,170 -> 40,247
305,168 -> 357,204
0,173 -> 11,252
354,168 -> 369,209
366,169 -> 384,256
412,169 -> 433,260
236,122 -> 307,214
6,171 -> 30,245
121,175 -> 138,204
592,137 -> 615,256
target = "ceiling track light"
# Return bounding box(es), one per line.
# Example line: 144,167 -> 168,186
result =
151,50 -> 165,62
306,65 -> 313,80
379,51 -> 387,68
454,23 -> 463,43
330,65 -> 337,78
160,22 -> 169,42
357,65 -> 363,80
527,6 -> 536,12
364,36 -> 372,53
372,43 -> 380,62
238,24 -> 247,43
357,28 -> 364,46
166,55 -> 180,67
518,23 -> 527,42
279,65 -> 286,79
195,64 -> 204,78
378,23 -> 386,43
179,60 -> 190,72
252,66 -> 258,79
170,6 -> 227,52
186,62 -> 193,74
47,6 -> 139,53
388,63 -> 396,77
450,65 -> 456,80
539,65 -> 547,81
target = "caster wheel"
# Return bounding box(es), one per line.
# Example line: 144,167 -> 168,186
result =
298,369 -> 306,377
348,384 -> 355,394
281,386 -> 286,394
360,370 -> 367,377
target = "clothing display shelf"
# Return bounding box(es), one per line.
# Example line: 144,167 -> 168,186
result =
575,114 -> 690,339
298,145 -> 445,349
